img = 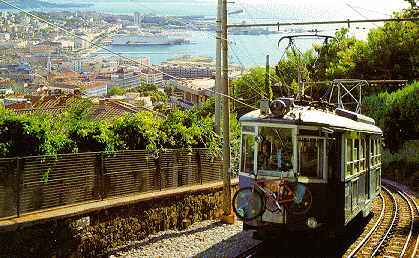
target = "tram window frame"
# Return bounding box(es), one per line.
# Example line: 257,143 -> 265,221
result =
352,179 -> 359,211
369,138 -> 381,167
354,139 -> 359,174
346,139 -> 353,177
298,136 -> 325,179
345,134 -> 367,178
240,134 -> 256,173
255,126 -> 294,175
360,139 -> 365,171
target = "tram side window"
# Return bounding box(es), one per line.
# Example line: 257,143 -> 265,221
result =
346,139 -> 353,177
299,138 -> 323,178
241,134 -> 255,173
360,139 -> 365,171
370,138 -> 381,166
346,137 -> 366,177
377,139 -> 381,164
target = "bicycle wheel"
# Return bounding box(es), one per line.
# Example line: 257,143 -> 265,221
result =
283,182 -> 312,214
232,187 -> 265,221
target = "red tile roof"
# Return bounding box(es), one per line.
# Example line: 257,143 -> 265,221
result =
84,82 -> 107,89
11,94 -> 165,121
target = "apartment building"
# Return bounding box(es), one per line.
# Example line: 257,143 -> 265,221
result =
168,78 -> 214,109
159,58 -> 244,80
159,63 -> 213,80
84,82 -> 108,97
104,56 -> 150,68
140,69 -> 164,87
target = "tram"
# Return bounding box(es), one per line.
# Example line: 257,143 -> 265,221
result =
234,94 -> 382,239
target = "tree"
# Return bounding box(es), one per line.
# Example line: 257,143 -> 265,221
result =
231,67 -> 281,118
144,90 -> 168,103
108,86 -> 126,97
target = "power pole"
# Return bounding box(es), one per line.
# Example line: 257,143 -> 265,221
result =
220,0 -> 234,224
214,0 -> 222,135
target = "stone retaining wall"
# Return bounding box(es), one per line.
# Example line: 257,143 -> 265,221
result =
0,182 -> 238,257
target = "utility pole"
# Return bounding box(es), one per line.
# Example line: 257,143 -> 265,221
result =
214,0 -> 222,135
220,0 -> 234,224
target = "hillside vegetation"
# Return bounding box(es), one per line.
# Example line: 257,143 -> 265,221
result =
362,81 -> 419,191
0,96 -> 240,158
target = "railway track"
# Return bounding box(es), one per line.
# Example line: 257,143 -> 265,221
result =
345,181 -> 419,257
234,180 -> 419,258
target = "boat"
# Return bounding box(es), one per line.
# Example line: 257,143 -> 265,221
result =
110,35 -> 173,46
109,33 -> 196,46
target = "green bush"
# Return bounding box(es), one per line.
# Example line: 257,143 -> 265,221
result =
362,81 -> 419,152
0,107 -> 45,158
382,140 -> 419,191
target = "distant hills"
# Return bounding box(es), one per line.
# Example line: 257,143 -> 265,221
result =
0,0 -> 93,10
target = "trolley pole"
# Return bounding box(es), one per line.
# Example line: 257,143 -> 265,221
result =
220,0 -> 234,224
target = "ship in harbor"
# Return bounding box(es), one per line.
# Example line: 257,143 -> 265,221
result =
109,34 -> 194,46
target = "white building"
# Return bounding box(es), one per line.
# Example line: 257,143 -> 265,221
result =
140,69 -> 164,87
84,82 -> 108,97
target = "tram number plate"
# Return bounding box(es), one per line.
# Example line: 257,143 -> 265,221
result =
264,181 -> 284,195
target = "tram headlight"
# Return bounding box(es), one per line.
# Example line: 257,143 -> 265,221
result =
306,217 -> 318,229
270,99 -> 287,117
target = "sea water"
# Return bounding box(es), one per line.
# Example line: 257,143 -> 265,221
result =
5,0 -> 410,68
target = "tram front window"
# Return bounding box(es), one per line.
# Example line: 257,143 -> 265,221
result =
256,127 -> 293,173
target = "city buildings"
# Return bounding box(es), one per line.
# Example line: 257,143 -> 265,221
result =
0,10 -> 247,114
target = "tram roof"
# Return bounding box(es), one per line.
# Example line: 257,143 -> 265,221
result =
239,107 -> 382,134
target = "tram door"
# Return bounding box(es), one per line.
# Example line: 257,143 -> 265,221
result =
365,136 -> 371,201
327,133 -> 344,229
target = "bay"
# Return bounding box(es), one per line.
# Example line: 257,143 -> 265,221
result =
5,0 -> 410,68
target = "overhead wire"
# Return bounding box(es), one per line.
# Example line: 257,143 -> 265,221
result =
228,0 -> 292,98
234,0 -> 285,85
130,0 -> 272,106
228,42 -> 267,96
347,4 -> 380,28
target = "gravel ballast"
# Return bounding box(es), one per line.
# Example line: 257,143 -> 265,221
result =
106,219 -> 261,258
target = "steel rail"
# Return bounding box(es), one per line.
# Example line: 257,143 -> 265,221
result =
346,192 -> 385,258
384,182 -> 419,258
371,186 -> 397,257
233,242 -> 263,258
410,194 -> 419,258
388,184 -> 415,257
